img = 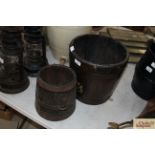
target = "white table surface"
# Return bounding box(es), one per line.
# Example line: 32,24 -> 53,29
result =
0,46 -> 147,129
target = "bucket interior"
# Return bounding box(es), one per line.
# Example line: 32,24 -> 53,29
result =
72,35 -> 127,65
40,65 -> 74,86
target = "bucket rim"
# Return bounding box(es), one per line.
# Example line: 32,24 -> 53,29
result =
37,64 -> 77,92
69,34 -> 129,69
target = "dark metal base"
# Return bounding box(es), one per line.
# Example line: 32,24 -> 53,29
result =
0,67 -> 30,94
0,78 -> 30,94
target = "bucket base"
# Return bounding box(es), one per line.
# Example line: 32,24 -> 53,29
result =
77,95 -> 110,105
36,103 -> 76,121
